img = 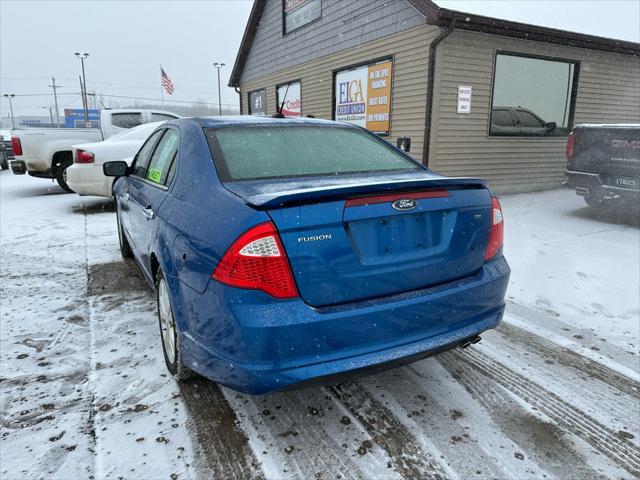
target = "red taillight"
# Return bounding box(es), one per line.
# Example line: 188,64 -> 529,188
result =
75,149 -> 95,163
11,136 -> 22,156
212,222 -> 299,299
566,132 -> 575,161
484,197 -> 504,261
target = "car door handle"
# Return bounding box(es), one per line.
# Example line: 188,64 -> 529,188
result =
143,207 -> 154,220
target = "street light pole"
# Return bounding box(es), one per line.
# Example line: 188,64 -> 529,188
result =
213,62 -> 225,116
3,94 -> 15,128
74,52 -> 90,126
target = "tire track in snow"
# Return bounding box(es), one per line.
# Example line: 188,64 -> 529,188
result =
179,378 -> 263,479
497,322 -> 640,399
416,360 -> 605,480
364,364 -> 544,479
222,385 -> 399,480
82,203 -> 99,472
506,301 -> 639,376
326,382 -> 448,480
440,348 -> 640,477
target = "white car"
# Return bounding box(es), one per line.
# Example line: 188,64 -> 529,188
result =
67,121 -> 165,197
10,108 -> 179,191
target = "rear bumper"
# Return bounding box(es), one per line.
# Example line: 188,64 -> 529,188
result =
566,170 -> 639,200
177,256 -> 510,394
10,160 -> 26,175
66,163 -> 114,197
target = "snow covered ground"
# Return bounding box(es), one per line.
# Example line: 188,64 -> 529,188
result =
1,170 -> 638,479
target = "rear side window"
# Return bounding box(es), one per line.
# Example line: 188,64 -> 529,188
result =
132,129 -> 163,178
491,109 -> 514,127
146,130 -> 178,185
516,110 -> 544,128
111,113 -> 144,129
205,126 -> 420,181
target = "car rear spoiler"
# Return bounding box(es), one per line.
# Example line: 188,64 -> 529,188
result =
244,177 -> 488,209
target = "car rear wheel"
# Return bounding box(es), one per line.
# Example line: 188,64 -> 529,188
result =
584,194 -> 606,211
157,269 -> 193,381
55,163 -> 74,193
116,204 -> 133,259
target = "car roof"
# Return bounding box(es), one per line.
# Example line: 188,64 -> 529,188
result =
71,121 -> 167,150
189,115 -> 351,129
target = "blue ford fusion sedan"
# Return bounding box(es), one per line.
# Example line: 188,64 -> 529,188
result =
104,116 -> 510,394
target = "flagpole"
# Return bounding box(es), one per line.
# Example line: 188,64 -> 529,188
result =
160,64 -> 164,106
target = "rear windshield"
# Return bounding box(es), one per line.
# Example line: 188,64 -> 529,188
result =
205,125 -> 420,181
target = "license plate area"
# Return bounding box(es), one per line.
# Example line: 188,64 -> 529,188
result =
607,176 -> 639,190
345,211 -> 456,265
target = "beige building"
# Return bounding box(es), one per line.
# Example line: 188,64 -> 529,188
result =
229,0 -> 640,193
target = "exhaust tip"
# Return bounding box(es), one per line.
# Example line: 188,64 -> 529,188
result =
459,336 -> 481,349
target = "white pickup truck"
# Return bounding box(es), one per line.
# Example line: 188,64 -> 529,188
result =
10,109 -> 180,191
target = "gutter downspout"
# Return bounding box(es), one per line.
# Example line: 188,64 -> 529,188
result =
422,26 -> 453,166
235,87 -> 243,115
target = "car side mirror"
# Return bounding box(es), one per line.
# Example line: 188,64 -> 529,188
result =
103,160 -> 129,177
545,122 -> 557,132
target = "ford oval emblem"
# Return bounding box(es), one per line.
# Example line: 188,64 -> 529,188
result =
391,199 -> 417,211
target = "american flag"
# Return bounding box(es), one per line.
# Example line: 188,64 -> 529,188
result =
161,67 -> 174,95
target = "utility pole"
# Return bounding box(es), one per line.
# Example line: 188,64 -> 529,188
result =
3,94 -> 15,128
213,62 -> 225,116
48,77 -> 61,126
79,76 -> 86,118
74,52 -> 90,126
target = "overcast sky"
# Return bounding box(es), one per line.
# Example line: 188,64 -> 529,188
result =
0,0 -> 254,118
1,0 -> 638,118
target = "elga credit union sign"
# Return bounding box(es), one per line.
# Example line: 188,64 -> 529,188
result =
335,60 -> 392,134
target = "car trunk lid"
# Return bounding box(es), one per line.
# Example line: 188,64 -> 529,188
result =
224,172 -> 493,307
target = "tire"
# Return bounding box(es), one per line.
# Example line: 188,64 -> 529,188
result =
116,204 -> 133,259
0,152 -> 8,170
157,269 -> 193,381
55,162 -> 74,193
584,194 -> 606,211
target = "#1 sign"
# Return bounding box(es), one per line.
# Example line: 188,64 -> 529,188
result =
457,86 -> 472,114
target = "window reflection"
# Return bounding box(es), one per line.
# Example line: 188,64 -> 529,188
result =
490,53 -> 578,136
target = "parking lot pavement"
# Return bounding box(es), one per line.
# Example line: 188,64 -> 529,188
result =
1,170 -> 639,480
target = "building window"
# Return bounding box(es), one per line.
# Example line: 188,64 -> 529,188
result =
276,81 -> 301,117
248,89 -> 267,116
334,58 -> 393,135
283,0 -> 321,34
490,52 -> 579,136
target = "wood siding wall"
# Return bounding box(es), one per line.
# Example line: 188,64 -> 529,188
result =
429,30 -> 640,194
240,0 -> 425,83
240,24 -> 441,161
